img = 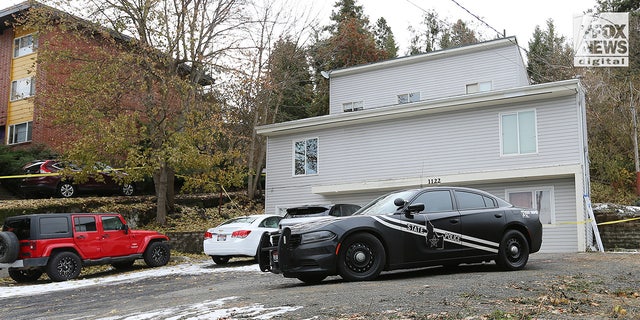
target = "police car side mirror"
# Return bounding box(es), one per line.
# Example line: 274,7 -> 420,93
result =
403,203 -> 425,218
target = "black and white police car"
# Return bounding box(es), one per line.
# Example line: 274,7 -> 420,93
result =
258,186 -> 543,284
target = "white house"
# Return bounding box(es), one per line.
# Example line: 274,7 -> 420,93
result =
256,37 -> 593,253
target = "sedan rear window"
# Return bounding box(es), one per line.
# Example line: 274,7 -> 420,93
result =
221,216 -> 258,225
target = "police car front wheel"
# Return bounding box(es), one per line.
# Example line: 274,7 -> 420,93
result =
338,233 -> 386,281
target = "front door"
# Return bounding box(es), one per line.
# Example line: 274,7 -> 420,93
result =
99,215 -> 135,257
409,190 -> 463,262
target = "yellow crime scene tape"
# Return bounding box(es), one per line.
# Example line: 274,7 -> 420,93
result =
0,172 -> 62,179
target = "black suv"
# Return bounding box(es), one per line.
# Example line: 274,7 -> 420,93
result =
0,213 -> 170,282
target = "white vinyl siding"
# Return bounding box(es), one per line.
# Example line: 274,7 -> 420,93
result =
265,95 -> 582,211
501,110 -> 537,155
329,40 -> 528,114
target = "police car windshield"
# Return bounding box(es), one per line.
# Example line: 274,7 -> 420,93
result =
356,190 -> 419,216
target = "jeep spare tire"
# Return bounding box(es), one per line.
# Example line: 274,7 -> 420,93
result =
0,231 -> 20,263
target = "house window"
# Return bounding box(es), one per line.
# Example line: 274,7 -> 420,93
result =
398,92 -> 420,104
466,81 -> 492,94
506,187 -> 554,224
14,34 -> 37,58
10,77 -> 36,101
501,110 -> 537,155
343,101 -> 363,112
293,138 -> 318,176
8,121 -> 32,145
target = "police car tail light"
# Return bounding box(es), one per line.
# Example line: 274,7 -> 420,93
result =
232,230 -> 251,238
204,231 -> 213,239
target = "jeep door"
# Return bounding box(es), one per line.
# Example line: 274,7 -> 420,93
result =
72,215 -> 103,259
99,215 -> 136,257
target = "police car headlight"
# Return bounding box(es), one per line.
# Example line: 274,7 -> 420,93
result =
300,230 -> 336,244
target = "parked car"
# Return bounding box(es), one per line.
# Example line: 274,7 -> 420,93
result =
19,160 -> 135,198
258,186 -> 543,284
203,214 -> 283,265
0,213 -> 170,282
280,204 -> 362,228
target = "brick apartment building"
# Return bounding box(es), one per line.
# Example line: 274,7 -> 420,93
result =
0,2 -> 43,150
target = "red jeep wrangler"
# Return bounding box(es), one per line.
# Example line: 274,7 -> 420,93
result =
0,213 -> 171,282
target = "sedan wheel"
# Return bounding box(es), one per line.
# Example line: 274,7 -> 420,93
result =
211,256 -> 231,265
496,230 -> 530,271
121,184 -> 135,196
338,233 -> 385,281
57,182 -> 75,198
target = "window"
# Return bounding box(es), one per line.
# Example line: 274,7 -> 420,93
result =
507,187 -> 554,224
294,138 -> 318,176
40,217 -> 69,235
14,34 -> 37,58
74,216 -> 97,232
102,216 -> 124,231
466,81 -> 492,94
8,121 -> 32,145
398,92 -> 420,104
455,190 -> 497,210
501,110 -> 537,155
412,190 -> 454,213
343,101 -> 363,112
10,77 -> 36,101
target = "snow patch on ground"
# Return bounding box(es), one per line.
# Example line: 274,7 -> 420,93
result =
96,296 -> 302,320
0,262 -> 260,299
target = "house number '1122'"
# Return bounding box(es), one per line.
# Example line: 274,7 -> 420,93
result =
427,178 -> 441,184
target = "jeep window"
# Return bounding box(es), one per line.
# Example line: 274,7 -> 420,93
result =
74,216 -> 97,232
3,218 -> 31,240
40,217 -> 69,234
101,216 -> 124,231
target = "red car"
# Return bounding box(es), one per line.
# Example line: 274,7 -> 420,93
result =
19,160 -> 135,198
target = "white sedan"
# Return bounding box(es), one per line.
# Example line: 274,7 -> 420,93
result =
203,214 -> 282,264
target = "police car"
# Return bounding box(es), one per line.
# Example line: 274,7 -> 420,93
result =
258,186 -> 543,284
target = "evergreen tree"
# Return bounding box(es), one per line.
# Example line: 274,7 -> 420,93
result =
526,19 -> 575,84
309,0 -> 387,115
373,17 -> 398,59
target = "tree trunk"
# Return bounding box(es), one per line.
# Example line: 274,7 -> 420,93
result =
153,161 -> 170,225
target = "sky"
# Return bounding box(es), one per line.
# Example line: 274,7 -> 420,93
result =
1,0 -> 598,55
314,0 -> 599,54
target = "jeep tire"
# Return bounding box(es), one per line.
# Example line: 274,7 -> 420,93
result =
143,242 -> 170,267
8,268 -> 43,283
47,251 -> 82,281
0,231 -> 20,263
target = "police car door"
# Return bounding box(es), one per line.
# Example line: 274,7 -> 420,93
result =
403,189 -> 463,263
454,189 -> 505,256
